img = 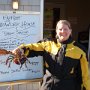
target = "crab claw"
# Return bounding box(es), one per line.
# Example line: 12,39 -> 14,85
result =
0,49 -> 12,55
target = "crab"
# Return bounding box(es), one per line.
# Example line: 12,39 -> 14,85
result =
0,48 -> 30,69
6,48 -> 30,69
6,54 -> 30,69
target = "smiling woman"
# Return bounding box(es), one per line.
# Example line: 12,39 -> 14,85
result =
56,20 -> 72,42
12,20 -> 90,90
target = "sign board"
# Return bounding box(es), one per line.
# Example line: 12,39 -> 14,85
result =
0,12 -> 43,83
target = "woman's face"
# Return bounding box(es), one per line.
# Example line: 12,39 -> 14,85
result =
56,23 -> 72,42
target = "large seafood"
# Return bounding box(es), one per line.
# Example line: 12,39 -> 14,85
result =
0,49 -> 30,68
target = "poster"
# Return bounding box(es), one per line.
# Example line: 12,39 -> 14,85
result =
0,13 -> 43,82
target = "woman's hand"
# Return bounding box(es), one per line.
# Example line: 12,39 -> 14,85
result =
12,47 -> 24,59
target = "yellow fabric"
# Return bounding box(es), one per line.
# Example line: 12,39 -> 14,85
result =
65,43 -> 82,59
18,40 -> 89,90
80,55 -> 90,90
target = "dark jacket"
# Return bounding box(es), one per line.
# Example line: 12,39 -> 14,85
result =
19,37 -> 89,90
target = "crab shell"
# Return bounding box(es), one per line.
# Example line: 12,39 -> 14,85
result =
13,58 -> 21,65
13,55 -> 27,65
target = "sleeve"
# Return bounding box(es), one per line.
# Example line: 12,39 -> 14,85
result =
80,52 -> 90,90
18,40 -> 50,57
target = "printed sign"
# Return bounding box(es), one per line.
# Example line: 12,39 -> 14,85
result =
0,13 -> 43,82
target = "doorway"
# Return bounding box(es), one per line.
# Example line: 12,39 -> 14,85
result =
43,3 -> 65,38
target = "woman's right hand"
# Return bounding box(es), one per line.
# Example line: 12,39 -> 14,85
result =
12,47 -> 24,59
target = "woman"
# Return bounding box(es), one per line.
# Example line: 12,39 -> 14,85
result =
12,20 -> 89,90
